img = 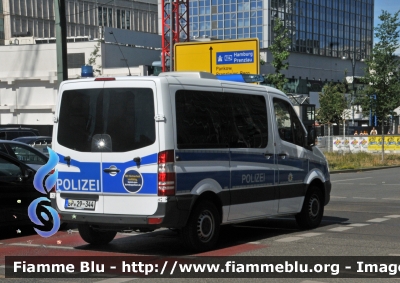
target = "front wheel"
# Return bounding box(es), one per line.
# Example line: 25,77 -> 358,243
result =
181,200 -> 220,252
78,224 -> 117,245
295,186 -> 324,229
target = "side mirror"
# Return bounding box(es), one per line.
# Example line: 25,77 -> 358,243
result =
23,168 -> 34,179
307,129 -> 316,147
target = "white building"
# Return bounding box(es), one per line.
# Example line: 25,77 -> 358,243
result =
0,27 -> 161,133
0,0 -> 157,45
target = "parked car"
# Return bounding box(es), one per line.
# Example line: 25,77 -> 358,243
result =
0,149 -> 67,235
12,136 -> 52,156
0,151 -> 41,233
0,127 -> 39,140
0,140 -> 48,171
13,136 -> 52,146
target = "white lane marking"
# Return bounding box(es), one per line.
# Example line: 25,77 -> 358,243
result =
0,265 -> 4,269
347,223 -> 370,227
10,243 -> 41,247
297,232 -> 323,237
9,243 -> 74,249
93,279 -> 137,283
384,215 -> 400,218
367,218 -> 389,222
275,236 -> 303,242
353,197 -> 376,200
247,241 -> 261,244
382,184 -> 400,186
331,177 -> 372,183
331,196 -> 347,199
329,227 -> 354,232
359,184 -> 376,186
46,245 -> 75,250
333,183 -> 353,185
300,281 -> 328,283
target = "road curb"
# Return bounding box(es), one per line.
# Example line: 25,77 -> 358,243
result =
330,165 -> 400,174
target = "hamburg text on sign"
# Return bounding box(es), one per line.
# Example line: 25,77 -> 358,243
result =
216,50 -> 254,65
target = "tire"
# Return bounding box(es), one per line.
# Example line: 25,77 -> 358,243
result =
78,224 -> 117,245
295,186 -> 324,229
181,200 -> 220,252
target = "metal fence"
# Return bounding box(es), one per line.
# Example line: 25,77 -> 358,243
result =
316,135 -> 400,153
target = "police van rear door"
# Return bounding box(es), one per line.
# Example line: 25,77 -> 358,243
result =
101,80 -> 159,216
55,80 -> 105,213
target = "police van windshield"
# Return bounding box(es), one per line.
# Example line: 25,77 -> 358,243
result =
57,88 -> 156,152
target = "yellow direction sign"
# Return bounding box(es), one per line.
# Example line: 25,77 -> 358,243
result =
174,38 -> 259,75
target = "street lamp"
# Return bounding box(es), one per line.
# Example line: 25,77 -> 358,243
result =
342,44 -> 365,127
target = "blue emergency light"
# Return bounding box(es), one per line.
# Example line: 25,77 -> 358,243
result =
81,65 -> 94,77
216,74 -> 265,83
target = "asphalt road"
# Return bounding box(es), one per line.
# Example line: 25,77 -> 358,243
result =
1,167 -> 400,283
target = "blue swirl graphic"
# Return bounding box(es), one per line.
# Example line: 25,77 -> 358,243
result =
28,197 -> 60,237
29,147 -> 60,237
33,147 -> 59,194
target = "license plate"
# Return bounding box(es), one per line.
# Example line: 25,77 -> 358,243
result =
65,199 -> 96,210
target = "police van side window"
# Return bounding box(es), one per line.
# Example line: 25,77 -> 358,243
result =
175,90 -> 231,148
229,93 -> 268,148
175,90 -> 268,149
273,98 -> 306,147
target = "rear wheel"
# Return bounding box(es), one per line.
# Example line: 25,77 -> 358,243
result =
78,224 -> 117,245
181,200 -> 220,252
295,186 -> 324,229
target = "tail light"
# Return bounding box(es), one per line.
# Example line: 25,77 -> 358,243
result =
158,150 -> 175,196
94,77 -> 115,81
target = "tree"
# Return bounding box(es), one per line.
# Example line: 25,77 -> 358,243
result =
266,17 -> 291,92
360,10 -> 400,161
87,41 -> 102,76
316,82 -> 348,136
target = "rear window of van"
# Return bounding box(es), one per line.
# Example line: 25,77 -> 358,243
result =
57,88 -> 156,152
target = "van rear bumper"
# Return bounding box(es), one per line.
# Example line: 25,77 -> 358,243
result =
51,196 -> 190,230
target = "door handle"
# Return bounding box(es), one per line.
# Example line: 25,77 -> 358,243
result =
264,153 -> 273,159
64,156 -> 71,166
278,153 -> 288,159
103,168 -> 121,174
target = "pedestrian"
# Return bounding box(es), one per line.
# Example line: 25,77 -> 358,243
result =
370,127 -> 377,135
354,130 -> 358,135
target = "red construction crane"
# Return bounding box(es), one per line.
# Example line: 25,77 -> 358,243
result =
161,0 -> 189,72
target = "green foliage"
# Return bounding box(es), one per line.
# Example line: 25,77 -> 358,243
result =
324,152 -> 400,170
87,41 -> 102,76
316,82 -> 348,125
359,10 -> 400,161
266,17 -> 291,92
360,10 -> 400,125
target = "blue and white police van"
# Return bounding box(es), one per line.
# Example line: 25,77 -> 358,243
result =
50,72 -> 331,252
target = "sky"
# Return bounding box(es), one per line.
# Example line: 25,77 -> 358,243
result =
374,0 -> 400,54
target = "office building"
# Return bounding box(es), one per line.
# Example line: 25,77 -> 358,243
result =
0,0 -> 158,45
188,0 -> 374,93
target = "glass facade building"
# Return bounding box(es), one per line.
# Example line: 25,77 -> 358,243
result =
189,0 -> 374,59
